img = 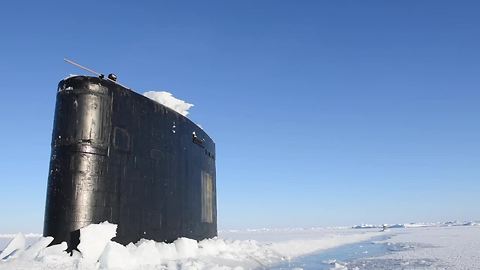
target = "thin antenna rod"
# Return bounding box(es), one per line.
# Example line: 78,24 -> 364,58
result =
63,58 -> 131,89
64,58 -> 102,77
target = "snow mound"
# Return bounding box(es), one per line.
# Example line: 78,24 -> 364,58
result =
143,91 -> 194,117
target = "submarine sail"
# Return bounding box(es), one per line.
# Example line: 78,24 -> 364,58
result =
44,76 -> 217,248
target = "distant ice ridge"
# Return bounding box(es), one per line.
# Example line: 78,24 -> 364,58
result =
143,91 -> 194,117
0,222 -> 380,270
352,220 -> 480,229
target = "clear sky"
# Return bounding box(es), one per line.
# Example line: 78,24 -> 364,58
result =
0,1 -> 479,232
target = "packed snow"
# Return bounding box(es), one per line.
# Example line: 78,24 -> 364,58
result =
1,221 -> 479,269
143,91 -> 194,117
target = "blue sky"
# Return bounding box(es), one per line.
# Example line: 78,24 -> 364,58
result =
0,1 -> 479,232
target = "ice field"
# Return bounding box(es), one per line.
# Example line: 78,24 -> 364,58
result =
1,222 -> 479,270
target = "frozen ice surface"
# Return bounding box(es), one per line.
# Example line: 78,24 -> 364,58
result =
367,225 -> 480,269
143,91 -> 194,117
0,224 -> 381,269
1,223 -> 479,269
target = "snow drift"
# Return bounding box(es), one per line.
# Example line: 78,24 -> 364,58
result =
143,91 -> 194,117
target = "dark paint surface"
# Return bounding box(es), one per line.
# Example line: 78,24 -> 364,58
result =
44,76 -> 217,248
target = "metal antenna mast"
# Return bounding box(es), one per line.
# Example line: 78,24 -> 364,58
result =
63,58 -> 131,89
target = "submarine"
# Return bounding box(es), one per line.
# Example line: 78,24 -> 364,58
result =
43,73 -> 217,248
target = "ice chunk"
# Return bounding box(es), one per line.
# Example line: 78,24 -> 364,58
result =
133,239 -> 162,265
37,241 -> 67,258
0,233 -> 26,260
330,262 -> 348,269
198,238 -> 228,256
156,241 -> 178,260
35,241 -> 73,265
143,91 -> 194,117
19,236 -> 53,260
36,242 -> 70,264
174,237 -> 198,258
98,241 -> 135,269
77,221 -> 117,263
71,249 -> 82,259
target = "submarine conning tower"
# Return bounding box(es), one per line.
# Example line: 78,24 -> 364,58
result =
44,76 -> 217,248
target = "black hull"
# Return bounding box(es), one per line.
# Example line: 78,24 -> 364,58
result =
44,76 -> 216,248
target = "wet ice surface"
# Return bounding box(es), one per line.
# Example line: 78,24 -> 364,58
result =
299,241 -> 443,270
271,236 -> 391,269
270,236 -> 443,269
369,226 -> 480,270
271,226 -> 480,270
